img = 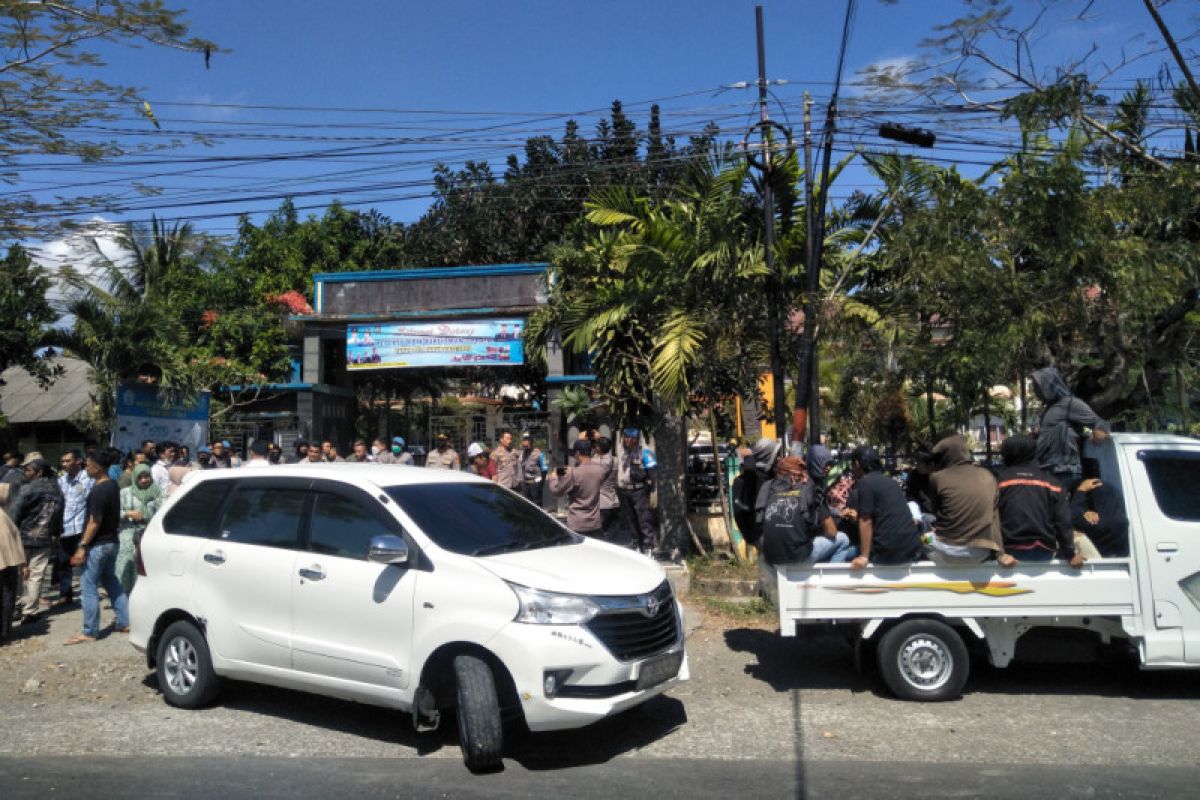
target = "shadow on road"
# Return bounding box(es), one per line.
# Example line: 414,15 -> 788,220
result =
725,624 -> 1200,701
192,677 -> 686,769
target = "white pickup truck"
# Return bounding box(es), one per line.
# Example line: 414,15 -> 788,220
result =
767,433 -> 1200,700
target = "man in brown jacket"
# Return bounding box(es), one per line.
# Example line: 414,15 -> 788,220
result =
927,433 -> 1015,568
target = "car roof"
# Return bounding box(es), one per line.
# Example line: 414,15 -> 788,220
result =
183,463 -> 489,490
1109,432 -> 1200,447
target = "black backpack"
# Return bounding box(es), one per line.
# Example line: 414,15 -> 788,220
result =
732,470 -> 761,546
760,479 -> 821,566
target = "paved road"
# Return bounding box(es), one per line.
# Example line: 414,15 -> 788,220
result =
2,602 -> 1198,797
1,757 -> 1197,799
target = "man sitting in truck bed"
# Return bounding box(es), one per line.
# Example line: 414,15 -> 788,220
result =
997,434 -> 1083,566
926,433 -> 1016,568
1071,457 -> 1129,557
846,446 -> 922,570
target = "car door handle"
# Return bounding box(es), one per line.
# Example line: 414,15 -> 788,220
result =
203,551 -> 226,565
298,566 -> 326,581
1156,542 -> 1179,553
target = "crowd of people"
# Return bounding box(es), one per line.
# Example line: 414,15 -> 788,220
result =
738,367 -> 1128,571
0,425 -> 670,641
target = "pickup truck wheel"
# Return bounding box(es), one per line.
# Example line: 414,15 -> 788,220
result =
156,620 -> 221,708
453,655 -> 504,773
877,620 -> 968,701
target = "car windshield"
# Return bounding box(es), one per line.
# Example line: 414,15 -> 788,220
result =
384,482 -> 579,556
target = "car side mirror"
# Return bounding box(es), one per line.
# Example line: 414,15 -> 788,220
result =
368,534 -> 409,566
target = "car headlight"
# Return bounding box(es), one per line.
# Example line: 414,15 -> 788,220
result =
508,583 -> 600,625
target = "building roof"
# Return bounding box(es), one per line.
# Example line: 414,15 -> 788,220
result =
0,357 -> 95,425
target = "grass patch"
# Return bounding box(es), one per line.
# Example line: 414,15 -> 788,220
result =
687,555 -> 760,581
696,595 -> 775,619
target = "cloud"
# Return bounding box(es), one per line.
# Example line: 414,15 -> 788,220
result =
28,216 -> 133,328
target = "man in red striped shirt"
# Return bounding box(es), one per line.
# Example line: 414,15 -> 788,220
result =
997,435 -> 1083,566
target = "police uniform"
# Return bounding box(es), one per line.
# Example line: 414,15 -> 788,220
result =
491,443 -> 521,490
617,430 -> 658,554
425,445 -> 460,470
518,443 -> 547,505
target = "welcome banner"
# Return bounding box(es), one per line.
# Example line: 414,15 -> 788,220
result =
346,319 -> 525,370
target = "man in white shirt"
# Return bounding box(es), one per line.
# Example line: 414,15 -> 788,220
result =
150,441 -> 176,494
242,439 -> 272,468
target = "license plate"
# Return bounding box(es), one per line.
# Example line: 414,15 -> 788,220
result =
635,650 -> 683,690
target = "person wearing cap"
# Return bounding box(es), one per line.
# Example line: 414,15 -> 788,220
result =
14,457 -> 63,622
549,439 -> 606,537
466,442 -> 496,479
425,434 -> 461,470
197,445 -> 216,469
243,439 -> 272,468
617,428 -> 659,555
490,429 -> 520,491
391,436 -> 414,466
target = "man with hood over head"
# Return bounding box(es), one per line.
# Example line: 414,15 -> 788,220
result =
927,433 -> 1015,567
732,437 -> 782,549
1031,366 -> 1110,489
996,434 -> 1081,566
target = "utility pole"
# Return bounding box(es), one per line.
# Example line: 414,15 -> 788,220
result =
794,92 -> 817,448
746,6 -> 790,443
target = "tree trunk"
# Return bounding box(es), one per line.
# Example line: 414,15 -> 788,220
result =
1019,373 -> 1028,433
926,381 -> 936,441
708,405 -> 736,557
652,404 -> 701,558
983,392 -> 993,463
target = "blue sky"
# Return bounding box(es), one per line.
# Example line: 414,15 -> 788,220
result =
17,0 -> 1197,244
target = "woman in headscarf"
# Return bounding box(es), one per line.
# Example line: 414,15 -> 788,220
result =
117,463 -> 163,593
0,483 -> 28,641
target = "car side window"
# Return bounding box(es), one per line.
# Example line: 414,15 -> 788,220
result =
219,487 -> 307,549
309,491 -> 393,560
1140,452 -> 1200,522
162,481 -> 231,538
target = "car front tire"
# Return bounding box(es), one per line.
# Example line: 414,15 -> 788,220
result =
156,620 -> 221,708
453,654 -> 504,772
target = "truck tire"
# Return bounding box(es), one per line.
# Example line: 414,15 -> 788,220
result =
877,619 -> 969,701
453,654 -> 504,773
156,620 -> 222,708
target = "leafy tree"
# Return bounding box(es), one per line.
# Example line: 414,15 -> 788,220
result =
0,1 -> 217,237
0,245 -> 60,386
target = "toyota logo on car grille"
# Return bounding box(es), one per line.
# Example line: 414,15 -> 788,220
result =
642,594 -> 661,618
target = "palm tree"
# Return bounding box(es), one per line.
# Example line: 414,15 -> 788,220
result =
49,216 -> 200,426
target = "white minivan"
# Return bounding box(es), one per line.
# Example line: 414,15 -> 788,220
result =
129,464 -> 688,772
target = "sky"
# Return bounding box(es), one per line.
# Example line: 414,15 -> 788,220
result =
14,0 -> 1199,251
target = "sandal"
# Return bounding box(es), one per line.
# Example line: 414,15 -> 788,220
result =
63,634 -> 96,646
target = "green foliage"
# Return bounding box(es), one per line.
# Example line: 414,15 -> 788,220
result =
0,245 -> 61,386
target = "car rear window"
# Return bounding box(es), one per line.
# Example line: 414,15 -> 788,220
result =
385,482 -> 577,556
161,480 -> 231,538
1140,451 -> 1200,522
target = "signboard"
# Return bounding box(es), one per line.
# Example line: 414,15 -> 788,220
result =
112,383 -> 210,454
346,319 -> 525,370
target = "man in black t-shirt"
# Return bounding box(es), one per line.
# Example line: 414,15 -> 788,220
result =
64,451 -> 128,645
847,446 -> 922,569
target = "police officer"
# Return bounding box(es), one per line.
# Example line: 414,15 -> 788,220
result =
517,432 -> 547,505
425,433 -> 461,470
617,428 -> 658,555
549,439 -> 606,537
490,429 -> 521,490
